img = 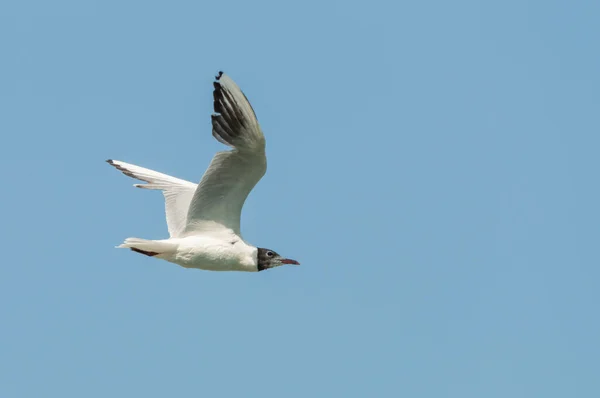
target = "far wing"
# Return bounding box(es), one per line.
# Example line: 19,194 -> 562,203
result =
107,159 -> 197,238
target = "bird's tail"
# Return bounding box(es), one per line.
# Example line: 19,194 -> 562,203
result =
117,238 -> 176,258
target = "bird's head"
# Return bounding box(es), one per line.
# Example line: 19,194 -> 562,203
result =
257,248 -> 300,271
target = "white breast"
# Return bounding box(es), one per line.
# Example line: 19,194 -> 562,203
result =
171,235 -> 258,272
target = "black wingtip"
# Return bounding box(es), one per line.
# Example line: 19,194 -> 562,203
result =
106,159 -> 114,165
216,71 -> 224,80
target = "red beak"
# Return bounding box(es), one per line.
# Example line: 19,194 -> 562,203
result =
281,258 -> 300,265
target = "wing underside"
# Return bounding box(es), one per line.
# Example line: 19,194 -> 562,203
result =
184,72 -> 267,236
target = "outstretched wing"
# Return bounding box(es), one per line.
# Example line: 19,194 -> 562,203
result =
107,160 -> 197,238
184,72 -> 267,236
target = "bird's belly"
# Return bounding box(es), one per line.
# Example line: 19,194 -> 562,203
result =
171,237 -> 257,272
183,256 -> 250,271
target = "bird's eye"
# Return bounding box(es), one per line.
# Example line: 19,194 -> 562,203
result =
266,251 -> 274,257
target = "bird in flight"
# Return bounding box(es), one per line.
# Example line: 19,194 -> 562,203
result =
107,72 -> 299,272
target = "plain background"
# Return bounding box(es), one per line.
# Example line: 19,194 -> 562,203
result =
1,0 -> 599,397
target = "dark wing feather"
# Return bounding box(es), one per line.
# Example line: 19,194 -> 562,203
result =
184,72 -> 267,236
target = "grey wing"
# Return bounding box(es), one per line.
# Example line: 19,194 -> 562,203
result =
184,72 -> 267,236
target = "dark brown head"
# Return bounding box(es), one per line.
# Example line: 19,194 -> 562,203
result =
257,248 -> 300,271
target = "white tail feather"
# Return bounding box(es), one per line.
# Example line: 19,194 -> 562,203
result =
117,238 -> 176,256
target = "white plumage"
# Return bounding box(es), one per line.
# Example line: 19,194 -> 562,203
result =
108,72 -> 298,272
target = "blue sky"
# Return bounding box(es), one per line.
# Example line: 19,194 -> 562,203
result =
1,0 -> 599,396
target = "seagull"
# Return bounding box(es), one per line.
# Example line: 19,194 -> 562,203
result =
107,71 -> 299,272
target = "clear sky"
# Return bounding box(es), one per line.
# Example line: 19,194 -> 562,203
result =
1,0 -> 599,397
